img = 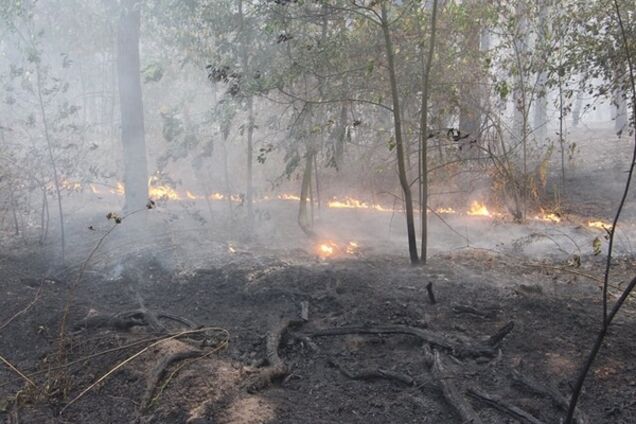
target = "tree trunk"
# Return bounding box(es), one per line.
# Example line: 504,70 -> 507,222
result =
613,87 -> 627,135
458,3 -> 481,157
420,0 -> 439,264
512,2 -> 529,221
117,0 -> 148,213
381,3 -> 419,264
246,96 -> 254,228
533,0 -> 549,146
35,63 -> 65,261
298,150 -> 315,238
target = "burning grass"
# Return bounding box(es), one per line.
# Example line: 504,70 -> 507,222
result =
588,220 -> 613,231
316,240 -> 360,259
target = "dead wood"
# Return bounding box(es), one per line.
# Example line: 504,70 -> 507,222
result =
142,348 -> 202,410
306,323 -> 511,358
466,387 -> 545,424
246,318 -> 304,393
426,282 -> 437,304
486,321 -> 514,347
73,309 -> 195,334
452,304 -> 498,320
425,347 -> 483,424
511,370 -> 589,424
300,301 -> 310,322
328,359 -> 422,388
288,331 -> 320,352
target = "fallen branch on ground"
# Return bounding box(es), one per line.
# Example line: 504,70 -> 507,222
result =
246,319 -> 304,392
141,348 -> 202,410
305,321 -> 514,358
73,309 -> 196,334
452,304 -> 498,319
467,387 -> 545,424
424,346 -> 483,424
328,359 -> 435,389
511,370 -> 589,424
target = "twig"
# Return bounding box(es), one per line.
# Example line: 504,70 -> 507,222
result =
467,387 -> 545,424
0,284 -> 42,332
307,322 -> 513,358
0,353 -> 36,387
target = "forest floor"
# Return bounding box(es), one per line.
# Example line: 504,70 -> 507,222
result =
0,244 -> 635,424
1,126 -> 636,423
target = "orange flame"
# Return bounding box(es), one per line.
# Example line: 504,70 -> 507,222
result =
186,191 -> 200,200
467,201 -> 492,217
328,197 -> 392,212
317,242 -> 337,258
277,193 -> 301,201
588,220 -> 612,231
533,210 -> 561,223
345,241 -> 360,255
435,207 -> 457,214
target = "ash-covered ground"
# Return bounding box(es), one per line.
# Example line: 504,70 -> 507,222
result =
1,129 -> 635,423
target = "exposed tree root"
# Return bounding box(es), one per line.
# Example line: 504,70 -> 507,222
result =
141,348 -> 202,410
511,370 -> 589,424
424,347 -> 484,424
246,319 -> 305,393
329,359 -> 413,386
486,321 -> 514,347
452,304 -> 498,320
306,321 -> 514,358
73,309 -> 195,334
466,387 -> 545,424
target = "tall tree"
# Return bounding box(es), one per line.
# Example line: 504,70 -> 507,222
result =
419,0 -> 439,264
117,0 -> 148,212
533,0 -> 549,146
380,2 -> 419,264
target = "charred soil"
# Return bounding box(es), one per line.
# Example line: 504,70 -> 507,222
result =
0,248 -> 635,424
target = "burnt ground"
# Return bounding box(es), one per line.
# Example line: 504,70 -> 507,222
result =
0,245 -> 635,424
1,126 -> 636,423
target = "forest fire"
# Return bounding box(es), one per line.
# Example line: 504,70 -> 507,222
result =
327,196 -> 392,212
148,185 -> 180,201
316,240 -> 360,258
533,210 -> 562,223
59,179 -> 615,233
345,241 -> 360,255
467,201 -> 493,217
588,220 -> 612,231
435,207 -> 457,214
277,193 -> 301,201
317,241 -> 337,258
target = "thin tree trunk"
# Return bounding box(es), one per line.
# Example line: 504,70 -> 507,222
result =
117,0 -> 149,213
221,126 -> 233,219
35,64 -> 65,261
533,0 -> 549,146
419,0 -> 439,264
246,96 -> 254,228
10,188 -> 20,236
381,3 -> 418,264
298,150 -> 315,238
314,153 -> 321,212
